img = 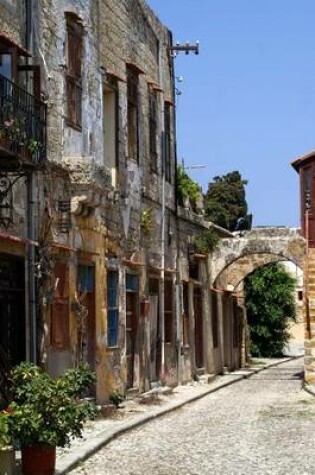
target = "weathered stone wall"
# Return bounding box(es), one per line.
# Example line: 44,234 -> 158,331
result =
0,0 -> 25,44
37,0 -> 103,164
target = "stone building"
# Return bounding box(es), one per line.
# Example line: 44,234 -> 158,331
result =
0,0 -> 47,376
292,151 -> 315,383
0,0 -> 244,404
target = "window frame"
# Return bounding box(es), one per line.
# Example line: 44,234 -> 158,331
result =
127,67 -> 139,162
164,102 -> 172,182
149,88 -> 158,172
103,76 -> 119,186
65,14 -> 83,130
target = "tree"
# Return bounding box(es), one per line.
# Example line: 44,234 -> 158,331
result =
204,171 -> 252,231
244,262 -> 296,357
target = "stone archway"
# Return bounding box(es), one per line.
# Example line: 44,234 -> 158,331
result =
209,227 -> 306,367
210,227 -> 306,287
216,253 -> 288,291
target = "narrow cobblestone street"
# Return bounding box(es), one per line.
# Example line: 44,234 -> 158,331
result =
69,358 -> 315,475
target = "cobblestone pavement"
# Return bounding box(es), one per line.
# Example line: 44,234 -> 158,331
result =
70,358 -> 315,475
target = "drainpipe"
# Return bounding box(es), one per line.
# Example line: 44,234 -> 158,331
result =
25,0 -> 37,363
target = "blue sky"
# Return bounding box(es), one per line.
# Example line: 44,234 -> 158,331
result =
146,1 -> 315,227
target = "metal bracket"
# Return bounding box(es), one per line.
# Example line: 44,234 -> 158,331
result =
0,171 -> 27,228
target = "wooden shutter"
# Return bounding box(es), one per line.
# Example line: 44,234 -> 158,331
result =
51,262 -> 70,349
107,271 -> 119,347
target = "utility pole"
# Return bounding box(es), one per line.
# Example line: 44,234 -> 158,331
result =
159,37 -> 199,385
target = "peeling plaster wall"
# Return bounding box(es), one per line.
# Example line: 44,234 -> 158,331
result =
98,0 -> 179,393
37,0 -> 103,163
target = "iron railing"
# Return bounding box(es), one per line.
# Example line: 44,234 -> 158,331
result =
0,74 -> 46,166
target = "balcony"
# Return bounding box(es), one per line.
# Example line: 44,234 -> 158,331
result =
0,74 -> 46,169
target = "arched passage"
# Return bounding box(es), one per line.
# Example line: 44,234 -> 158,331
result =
209,228 -> 306,363
215,253 -> 289,291
210,227 -> 306,287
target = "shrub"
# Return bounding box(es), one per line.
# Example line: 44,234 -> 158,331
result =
8,362 -> 97,448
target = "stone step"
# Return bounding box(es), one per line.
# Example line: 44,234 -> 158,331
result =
125,388 -> 139,400
195,367 -> 206,376
195,373 -> 216,384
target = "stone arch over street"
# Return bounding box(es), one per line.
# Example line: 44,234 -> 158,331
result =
217,253 -> 289,291
210,227 -> 306,288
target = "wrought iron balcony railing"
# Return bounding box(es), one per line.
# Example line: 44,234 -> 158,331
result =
0,73 -> 47,167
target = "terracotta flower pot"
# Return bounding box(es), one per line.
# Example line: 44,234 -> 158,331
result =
22,445 -> 56,475
0,447 -> 15,475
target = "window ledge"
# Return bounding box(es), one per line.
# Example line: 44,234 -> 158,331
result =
65,120 -> 82,132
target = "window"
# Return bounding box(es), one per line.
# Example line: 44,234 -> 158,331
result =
66,14 -> 83,129
126,273 -> 139,292
298,290 -> 303,301
303,166 -> 312,210
78,265 -> 95,292
164,102 -> 172,182
127,67 -> 139,161
107,270 -> 119,347
149,89 -> 158,172
165,279 -> 173,343
103,78 -> 118,186
0,34 -> 40,94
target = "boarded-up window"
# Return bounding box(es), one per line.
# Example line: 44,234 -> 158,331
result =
107,270 -> 119,347
127,67 -> 139,161
165,279 -> 173,343
51,262 -> 70,349
164,102 -> 172,182
66,14 -> 83,129
149,89 -> 158,172
211,290 -> 218,348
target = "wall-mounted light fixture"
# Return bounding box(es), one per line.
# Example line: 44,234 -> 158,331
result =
169,41 -> 199,58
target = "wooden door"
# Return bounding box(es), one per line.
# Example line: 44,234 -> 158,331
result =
149,295 -> 158,382
126,292 -> 138,389
194,287 -> 203,369
51,262 -> 69,350
77,265 -> 96,370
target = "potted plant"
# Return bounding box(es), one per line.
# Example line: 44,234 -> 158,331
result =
0,410 -> 15,475
8,362 -> 97,475
177,165 -> 201,210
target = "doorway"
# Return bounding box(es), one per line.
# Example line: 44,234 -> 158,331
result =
126,273 -> 139,389
149,277 -> 159,382
0,254 -> 26,367
77,265 -> 96,371
194,287 -> 204,369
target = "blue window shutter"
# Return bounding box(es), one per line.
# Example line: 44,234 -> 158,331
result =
108,309 -> 118,347
107,271 -> 118,346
